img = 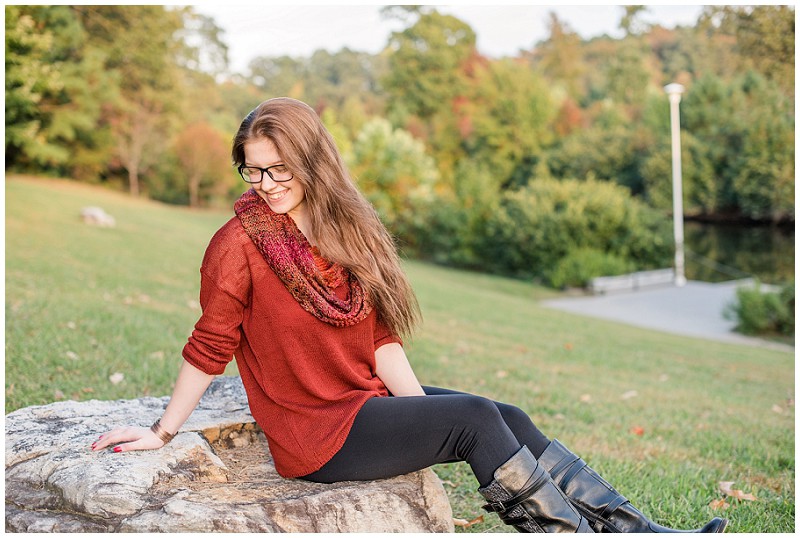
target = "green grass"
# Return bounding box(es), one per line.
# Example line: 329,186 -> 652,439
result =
6,176 -> 794,532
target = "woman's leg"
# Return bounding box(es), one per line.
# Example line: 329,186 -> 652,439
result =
302,392 -> 521,486
422,386 -> 551,458
302,391 -> 592,532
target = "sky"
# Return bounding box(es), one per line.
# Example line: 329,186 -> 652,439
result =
190,4 -> 707,75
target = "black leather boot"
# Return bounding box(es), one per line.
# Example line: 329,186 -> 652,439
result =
478,445 -> 594,533
538,439 -> 728,533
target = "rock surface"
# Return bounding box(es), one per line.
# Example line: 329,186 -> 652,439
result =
5,376 -> 454,532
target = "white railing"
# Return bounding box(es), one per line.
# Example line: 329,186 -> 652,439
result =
590,269 -> 675,295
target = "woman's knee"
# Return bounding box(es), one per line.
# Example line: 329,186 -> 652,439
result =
498,402 -> 534,429
455,394 -> 506,425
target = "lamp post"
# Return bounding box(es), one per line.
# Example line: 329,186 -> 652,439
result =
664,82 -> 686,287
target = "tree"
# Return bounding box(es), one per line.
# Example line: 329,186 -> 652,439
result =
619,5 -> 649,36
6,6 -> 66,168
384,10 -> 477,121
701,6 -> 794,95
546,105 -> 647,194
173,8 -> 229,78
5,6 -> 117,175
74,6 -> 184,196
729,72 -> 794,221
348,118 -> 438,243
604,39 -> 651,108
248,55 -> 307,99
532,13 -> 586,99
681,71 -> 794,220
173,121 -> 231,207
462,58 -> 556,190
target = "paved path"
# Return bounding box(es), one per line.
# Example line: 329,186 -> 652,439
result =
542,280 -> 793,353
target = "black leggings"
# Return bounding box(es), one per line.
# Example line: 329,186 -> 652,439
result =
300,386 -> 550,487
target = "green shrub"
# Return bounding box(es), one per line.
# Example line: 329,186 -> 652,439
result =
407,158 -> 499,268
545,248 -> 634,289
474,178 -> 672,279
726,281 -> 795,336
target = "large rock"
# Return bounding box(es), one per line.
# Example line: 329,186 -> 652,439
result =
5,376 -> 454,532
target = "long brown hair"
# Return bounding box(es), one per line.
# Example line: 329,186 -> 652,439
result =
232,97 -> 420,338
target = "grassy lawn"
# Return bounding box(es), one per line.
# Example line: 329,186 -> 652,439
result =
6,175 -> 794,532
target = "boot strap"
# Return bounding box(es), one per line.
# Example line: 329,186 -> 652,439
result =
549,453 -> 583,487
599,493 -> 629,521
548,451 -> 631,528
482,466 -> 549,514
560,457 -> 587,488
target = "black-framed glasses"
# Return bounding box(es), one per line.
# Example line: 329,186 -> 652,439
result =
238,163 -> 294,183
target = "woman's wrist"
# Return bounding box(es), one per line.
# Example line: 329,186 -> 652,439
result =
150,418 -> 176,445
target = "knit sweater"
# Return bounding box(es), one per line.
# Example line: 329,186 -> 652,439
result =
182,216 -> 402,478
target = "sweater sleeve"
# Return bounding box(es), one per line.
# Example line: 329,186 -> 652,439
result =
374,315 -> 403,350
182,220 -> 252,375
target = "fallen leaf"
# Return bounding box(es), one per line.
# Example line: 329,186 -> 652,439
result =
564,343 -> 573,351
580,394 -> 592,403
65,351 -> 79,361
496,370 -> 508,378
66,321 -> 77,330
771,404 -> 784,414
54,389 -> 65,400
109,372 -> 125,385
453,515 -> 484,527
455,341 -> 470,355
630,426 -> 645,436
81,387 -> 94,394
621,390 -> 638,400
709,499 -> 730,510
719,481 -> 757,501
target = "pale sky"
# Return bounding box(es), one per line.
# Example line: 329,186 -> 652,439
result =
189,3 -> 707,75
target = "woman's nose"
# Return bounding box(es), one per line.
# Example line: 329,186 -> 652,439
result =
255,173 -> 276,190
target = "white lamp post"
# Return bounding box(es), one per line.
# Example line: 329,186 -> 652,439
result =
664,83 -> 686,287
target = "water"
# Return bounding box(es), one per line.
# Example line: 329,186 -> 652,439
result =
683,221 -> 795,285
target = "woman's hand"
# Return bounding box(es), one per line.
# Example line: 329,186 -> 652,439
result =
90,360 -> 217,454
90,426 -> 165,453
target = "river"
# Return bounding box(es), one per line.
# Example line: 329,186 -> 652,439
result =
683,221 -> 795,285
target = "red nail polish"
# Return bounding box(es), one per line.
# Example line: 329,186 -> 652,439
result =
113,446 -> 121,453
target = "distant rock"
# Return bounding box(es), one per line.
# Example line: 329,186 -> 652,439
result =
79,206 -> 115,227
5,376 -> 454,533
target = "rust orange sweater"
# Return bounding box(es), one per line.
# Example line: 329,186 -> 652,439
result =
182,217 -> 401,478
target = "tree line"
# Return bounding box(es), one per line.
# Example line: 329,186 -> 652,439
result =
5,5 -> 794,285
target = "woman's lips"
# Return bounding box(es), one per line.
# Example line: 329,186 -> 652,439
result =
267,189 -> 288,201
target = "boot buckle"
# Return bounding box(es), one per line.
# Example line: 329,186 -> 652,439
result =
482,500 -> 506,513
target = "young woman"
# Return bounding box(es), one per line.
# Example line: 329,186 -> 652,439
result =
93,97 -> 727,533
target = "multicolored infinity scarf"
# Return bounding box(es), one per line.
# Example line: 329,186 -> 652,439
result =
234,188 -> 372,327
